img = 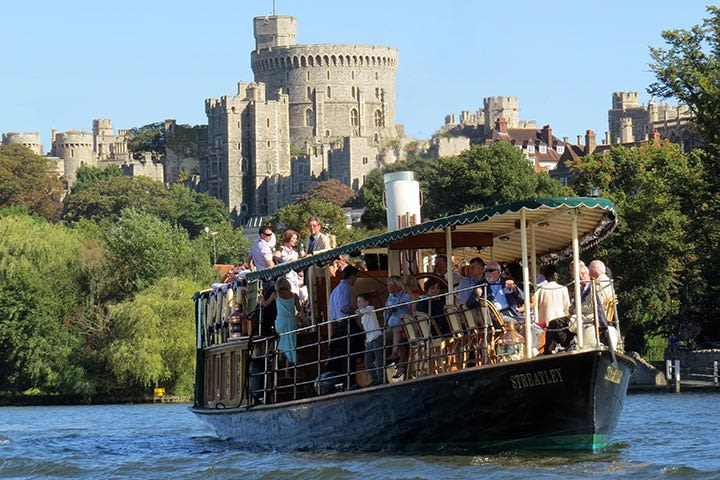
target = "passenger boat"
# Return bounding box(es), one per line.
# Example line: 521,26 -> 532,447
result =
190,191 -> 636,452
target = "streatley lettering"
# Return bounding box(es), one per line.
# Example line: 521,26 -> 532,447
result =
510,368 -> 564,390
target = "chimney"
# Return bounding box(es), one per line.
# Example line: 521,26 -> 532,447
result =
576,135 -> 584,146
495,116 -> 508,133
585,129 -> 596,154
604,131 -> 609,145
563,136 -> 568,143
541,124 -> 552,145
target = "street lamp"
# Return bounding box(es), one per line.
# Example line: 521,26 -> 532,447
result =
204,227 -> 218,265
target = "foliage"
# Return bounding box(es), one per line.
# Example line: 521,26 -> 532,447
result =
102,209 -> 214,300
425,143 -> 569,218
0,144 -> 63,221
302,179 -> 355,207
0,214 -> 92,395
169,184 -> 230,238
567,142 -> 704,349
648,7 -> 720,337
649,6 -> 720,158
290,144 -> 303,156
106,276 -> 201,395
63,176 -> 175,224
72,165 -> 124,195
126,122 -> 165,160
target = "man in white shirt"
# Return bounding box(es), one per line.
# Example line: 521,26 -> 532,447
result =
250,226 -> 275,271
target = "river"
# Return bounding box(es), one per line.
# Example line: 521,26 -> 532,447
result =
1,392 -> 719,479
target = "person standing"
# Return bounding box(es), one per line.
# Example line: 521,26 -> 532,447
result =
251,226 -> 276,271
327,266 -> 363,387
262,277 -> 302,364
357,292 -> 383,386
305,217 -> 331,256
275,229 -> 301,294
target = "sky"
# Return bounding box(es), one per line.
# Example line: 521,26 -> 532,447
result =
0,1 -> 712,149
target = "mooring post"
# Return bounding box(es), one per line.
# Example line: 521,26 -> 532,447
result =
665,359 -> 672,382
674,359 -> 681,393
714,360 -> 718,386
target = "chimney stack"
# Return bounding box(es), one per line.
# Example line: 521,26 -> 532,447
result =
585,130 -> 596,154
541,124 -> 552,145
495,116 -> 508,133
577,135 -> 584,146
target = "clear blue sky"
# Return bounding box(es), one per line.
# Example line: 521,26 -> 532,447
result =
0,1 -> 711,149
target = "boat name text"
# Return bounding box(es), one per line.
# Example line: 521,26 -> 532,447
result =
510,368 -> 564,390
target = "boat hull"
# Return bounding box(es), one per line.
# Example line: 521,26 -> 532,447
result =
192,349 -> 635,453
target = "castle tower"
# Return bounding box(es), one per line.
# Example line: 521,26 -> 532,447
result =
2,132 -> 43,155
251,15 -> 398,147
483,96 -> 519,134
608,91 -> 649,145
204,82 -> 291,219
52,130 -> 95,186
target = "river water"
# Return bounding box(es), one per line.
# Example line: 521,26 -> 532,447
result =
1,392 -> 719,479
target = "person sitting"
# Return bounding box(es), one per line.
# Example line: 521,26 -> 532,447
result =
457,257 -> 485,304
433,254 -> 463,287
384,276 -> 412,369
544,264 -> 591,354
466,262 -> 525,325
417,278 -> 449,336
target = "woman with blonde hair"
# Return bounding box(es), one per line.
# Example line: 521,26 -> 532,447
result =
384,275 -> 412,377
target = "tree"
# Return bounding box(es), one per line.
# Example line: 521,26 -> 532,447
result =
106,276 -> 201,395
169,184 -> 230,238
63,176 -> 175,224
425,143 -> 569,218
72,164 -> 124,195
272,198 -> 349,245
567,142 -> 704,350
102,209 -> 214,300
0,214 -> 92,395
648,6 -> 720,337
0,144 -> 63,221
126,122 -> 165,160
302,179 -> 355,206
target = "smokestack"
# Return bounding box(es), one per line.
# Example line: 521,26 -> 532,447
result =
541,125 -> 552,145
585,130 -> 596,154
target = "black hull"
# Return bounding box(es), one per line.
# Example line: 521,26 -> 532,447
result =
192,349 -> 635,452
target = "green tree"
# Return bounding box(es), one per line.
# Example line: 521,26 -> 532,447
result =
63,176 -> 175,224
106,276 -> 201,395
169,184 -> 230,238
425,143 -> 569,218
0,214 -> 92,395
567,142 -> 704,350
648,6 -> 720,336
102,209 -> 214,300
72,165 -> 124,195
0,144 -> 63,221
126,122 -> 165,160
272,198 -> 349,245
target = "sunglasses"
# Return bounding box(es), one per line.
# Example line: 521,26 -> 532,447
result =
484,268 -> 499,272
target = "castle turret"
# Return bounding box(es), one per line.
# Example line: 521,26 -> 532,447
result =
254,15 -> 297,50
53,130 -> 95,185
2,132 -> 43,155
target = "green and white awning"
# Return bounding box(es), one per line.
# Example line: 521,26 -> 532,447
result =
245,197 -> 617,282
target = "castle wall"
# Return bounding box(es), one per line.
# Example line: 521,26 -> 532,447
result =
2,132 -> 43,155
251,43 -> 398,146
52,131 -> 95,185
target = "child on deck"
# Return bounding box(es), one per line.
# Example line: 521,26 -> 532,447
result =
357,293 -> 383,386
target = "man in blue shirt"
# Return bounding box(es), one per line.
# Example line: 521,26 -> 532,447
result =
326,266 -> 363,387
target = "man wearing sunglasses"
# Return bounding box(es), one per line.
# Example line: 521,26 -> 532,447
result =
251,226 -> 276,271
466,261 -> 525,324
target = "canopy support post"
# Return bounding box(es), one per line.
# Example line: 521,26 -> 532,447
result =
571,209 -> 583,349
520,209 -> 532,359
445,226 -> 454,304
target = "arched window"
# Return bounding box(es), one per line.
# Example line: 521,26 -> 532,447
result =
305,109 -> 314,127
327,86 -> 331,98
374,109 -> 384,127
350,108 -> 359,127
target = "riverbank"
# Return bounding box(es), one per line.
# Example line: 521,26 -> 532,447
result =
0,395 -> 191,406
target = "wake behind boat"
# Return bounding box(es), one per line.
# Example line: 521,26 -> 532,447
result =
190,177 -> 635,453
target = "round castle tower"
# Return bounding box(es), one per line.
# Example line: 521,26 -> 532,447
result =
53,131 -> 94,184
250,15 -> 398,146
483,96 -> 519,130
2,132 -> 43,155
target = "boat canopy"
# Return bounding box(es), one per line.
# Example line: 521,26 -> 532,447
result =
245,197 -> 617,282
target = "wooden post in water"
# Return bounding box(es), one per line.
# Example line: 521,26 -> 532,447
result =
674,359 -> 681,393
666,359 -> 673,392
714,360 -> 718,386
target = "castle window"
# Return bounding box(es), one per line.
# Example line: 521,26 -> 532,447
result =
307,86 -> 312,99
326,70 -> 330,80
267,118 -> 270,127
352,71 -> 355,80
362,156 -> 368,165
363,174 -> 366,184
375,72 -> 379,80
375,87 -> 380,99
350,108 -> 359,127
325,130 -> 331,137
305,109 -> 314,127
238,143 -> 241,150
327,86 -> 331,98
351,86 -> 356,99
267,140 -> 271,147
307,71 -> 310,81
374,133 -> 379,144
374,110 -> 384,127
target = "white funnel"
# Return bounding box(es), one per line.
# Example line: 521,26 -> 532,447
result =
384,171 -> 421,232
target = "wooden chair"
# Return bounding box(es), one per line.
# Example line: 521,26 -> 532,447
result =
413,312 -> 448,375
444,304 -> 471,369
463,300 -> 505,365
400,313 -> 425,379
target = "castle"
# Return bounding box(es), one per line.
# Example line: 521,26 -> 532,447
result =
201,14 -> 403,220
